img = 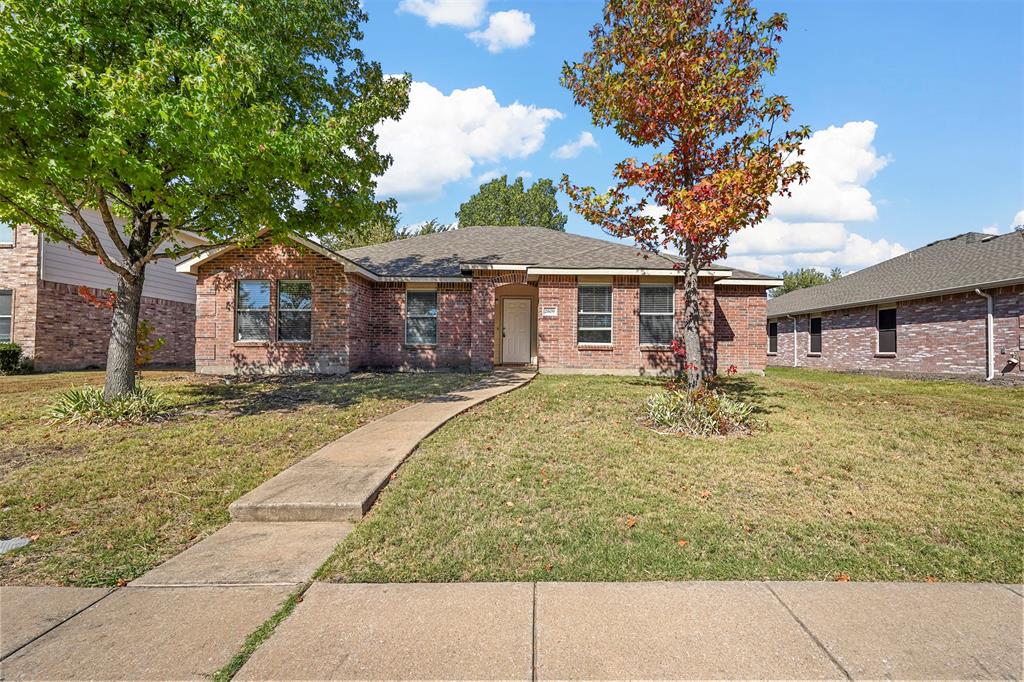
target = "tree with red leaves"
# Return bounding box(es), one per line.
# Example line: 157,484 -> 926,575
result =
561,0 -> 810,388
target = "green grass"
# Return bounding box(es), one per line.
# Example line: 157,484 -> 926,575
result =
0,369 -> 479,587
320,369 -> 1024,583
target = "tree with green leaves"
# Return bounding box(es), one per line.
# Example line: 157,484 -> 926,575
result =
770,267 -> 843,298
0,0 -> 409,399
320,218 -> 401,252
561,0 -> 808,388
457,176 -> 567,230
412,218 -> 454,237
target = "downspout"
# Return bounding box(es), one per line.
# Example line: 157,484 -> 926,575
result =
786,315 -> 798,367
974,289 -> 995,381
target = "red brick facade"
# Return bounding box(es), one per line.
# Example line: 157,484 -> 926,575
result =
192,236 -> 772,375
768,285 -> 1024,377
1,224 -> 195,370
716,285 -> 770,373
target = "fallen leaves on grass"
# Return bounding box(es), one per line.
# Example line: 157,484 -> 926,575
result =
835,573 -> 851,582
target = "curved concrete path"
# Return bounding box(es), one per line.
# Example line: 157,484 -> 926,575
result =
229,368 -> 536,523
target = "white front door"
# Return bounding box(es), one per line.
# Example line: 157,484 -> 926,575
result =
502,298 -> 531,364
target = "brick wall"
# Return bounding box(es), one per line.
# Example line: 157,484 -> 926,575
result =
535,275 -> 719,375
768,285 -> 1024,377
32,280 -> 194,370
366,281 -> 472,370
715,285 -> 770,373
0,224 -> 40,357
195,240 -> 349,374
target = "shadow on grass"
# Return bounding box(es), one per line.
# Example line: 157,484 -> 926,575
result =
175,371 -> 482,418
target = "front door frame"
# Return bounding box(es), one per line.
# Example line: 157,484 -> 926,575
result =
501,297 -> 533,365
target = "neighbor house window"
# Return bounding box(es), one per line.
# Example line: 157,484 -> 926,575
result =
0,222 -> 13,246
277,281 -> 312,342
0,290 -> 12,342
809,317 -> 822,354
578,285 -> 612,344
639,285 -> 674,345
406,290 -> 438,345
877,307 -> 897,354
235,280 -> 271,341
768,321 -> 778,354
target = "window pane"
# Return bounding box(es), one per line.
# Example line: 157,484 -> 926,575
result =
238,281 -> 270,310
278,281 -> 312,310
640,286 -> 673,314
406,317 -> 437,344
878,308 -> 896,331
0,290 -> 11,317
237,310 -> 270,341
407,291 -> 438,317
0,222 -> 13,244
810,317 -> 822,334
578,313 -> 612,329
878,329 -> 896,354
640,315 -> 673,345
0,317 -> 10,342
278,310 -> 311,341
578,286 -> 611,313
578,329 -> 612,344
810,333 -> 821,354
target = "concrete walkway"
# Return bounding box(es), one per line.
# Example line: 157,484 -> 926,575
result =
1,370 -> 537,679
230,368 -> 536,522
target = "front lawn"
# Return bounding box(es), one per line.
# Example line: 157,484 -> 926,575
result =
0,370 -> 479,586
321,369 -> 1024,583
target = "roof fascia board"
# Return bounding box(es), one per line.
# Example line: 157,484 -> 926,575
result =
461,263 -> 533,271
767,277 -> 1024,318
717,278 -> 783,287
527,267 -> 730,277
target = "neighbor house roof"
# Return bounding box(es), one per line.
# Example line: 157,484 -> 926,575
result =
767,231 -> 1024,317
178,225 -> 780,285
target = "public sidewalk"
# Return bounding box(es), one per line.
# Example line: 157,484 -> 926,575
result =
5,580 -> 1018,680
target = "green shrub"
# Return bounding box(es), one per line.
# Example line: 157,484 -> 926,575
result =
48,385 -> 170,425
644,385 -> 757,437
0,342 -> 23,374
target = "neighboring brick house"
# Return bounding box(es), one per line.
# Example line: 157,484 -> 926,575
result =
0,211 -> 200,370
767,231 -> 1024,379
177,226 -> 781,375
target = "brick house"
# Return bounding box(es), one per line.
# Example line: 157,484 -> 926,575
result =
0,212 -> 199,370
767,231 -> 1024,379
176,226 -> 781,375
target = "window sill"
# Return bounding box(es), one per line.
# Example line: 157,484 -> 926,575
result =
577,343 -> 614,350
640,344 -> 673,350
806,353 -> 821,357
234,341 -> 270,346
404,344 -> 437,351
767,352 -> 778,356
0,243 -> 13,249
874,352 -> 897,358
277,339 -> 312,344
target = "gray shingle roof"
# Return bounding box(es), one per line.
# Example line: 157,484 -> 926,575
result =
338,226 -> 734,278
767,231 -> 1024,317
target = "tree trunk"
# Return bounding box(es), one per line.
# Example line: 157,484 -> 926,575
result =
680,245 -> 704,389
103,268 -> 145,400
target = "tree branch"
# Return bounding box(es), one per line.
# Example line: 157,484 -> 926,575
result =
151,240 -> 237,261
45,180 -> 136,280
94,184 -> 133,263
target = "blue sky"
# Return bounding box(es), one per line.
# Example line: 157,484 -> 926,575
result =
357,0 -> 1023,274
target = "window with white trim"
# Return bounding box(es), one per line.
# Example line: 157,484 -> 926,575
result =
877,307 -> 897,354
277,281 -> 312,342
0,222 -> 13,246
0,290 -> 12,342
578,285 -> 612,344
406,290 -> 438,345
236,280 -> 271,341
639,285 -> 674,345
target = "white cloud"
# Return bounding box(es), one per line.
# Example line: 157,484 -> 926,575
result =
516,170 -> 533,179
1012,209 -> 1024,228
552,131 -> 598,159
981,224 -> 1001,235
771,121 -> 890,222
467,10 -> 535,52
723,120 -> 905,275
398,0 -> 487,27
375,81 -> 562,199
476,168 -> 504,184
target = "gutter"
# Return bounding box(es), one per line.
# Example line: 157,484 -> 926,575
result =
974,289 -> 995,381
786,315 -> 798,367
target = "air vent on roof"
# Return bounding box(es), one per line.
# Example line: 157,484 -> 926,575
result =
980,234 -> 997,242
